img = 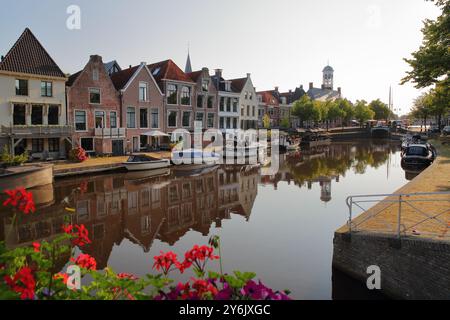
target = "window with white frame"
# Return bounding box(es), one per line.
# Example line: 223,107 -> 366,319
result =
75,110 -> 87,131
182,111 -> 191,127
89,88 -> 101,104
80,137 -> 94,152
167,84 -> 177,104
110,111 -> 117,128
168,111 -> 177,128
181,86 -> 191,105
139,82 -> 148,102
151,109 -> 159,128
127,107 -> 136,128
207,113 -> 214,128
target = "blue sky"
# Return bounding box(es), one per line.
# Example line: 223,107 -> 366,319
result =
0,0 -> 441,114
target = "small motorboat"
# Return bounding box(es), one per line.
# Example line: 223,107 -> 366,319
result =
401,143 -> 437,170
123,154 -> 170,171
171,148 -> 221,165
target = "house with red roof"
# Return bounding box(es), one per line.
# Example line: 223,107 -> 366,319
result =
147,60 -> 196,134
257,90 -> 281,128
186,67 -> 218,131
66,55 -> 123,155
0,28 -> 71,159
110,62 -> 165,152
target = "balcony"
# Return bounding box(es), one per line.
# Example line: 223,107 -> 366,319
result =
1,125 -> 73,137
95,128 -> 126,139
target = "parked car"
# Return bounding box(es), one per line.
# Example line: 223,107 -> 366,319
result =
442,126 -> 450,136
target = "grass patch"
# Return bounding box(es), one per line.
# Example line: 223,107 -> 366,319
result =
430,139 -> 450,159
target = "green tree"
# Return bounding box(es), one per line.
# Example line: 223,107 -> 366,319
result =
292,95 -> 315,127
429,83 -> 450,128
327,101 -> 345,125
354,100 -> 375,126
411,92 -> 433,130
336,98 -> 354,126
401,0 -> 449,90
262,114 -> 271,129
369,99 -> 390,121
280,117 -> 290,128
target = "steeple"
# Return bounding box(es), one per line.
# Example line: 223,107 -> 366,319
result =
185,44 -> 192,73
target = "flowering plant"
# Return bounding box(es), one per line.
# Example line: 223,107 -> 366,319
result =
0,188 -> 291,300
68,147 -> 88,163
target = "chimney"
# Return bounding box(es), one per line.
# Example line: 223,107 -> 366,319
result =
247,73 -> 251,79
338,87 -> 342,95
1,55 -> 4,62
289,90 -> 292,94
215,69 -> 223,79
309,82 -> 314,90
274,86 -> 279,92
300,85 -> 303,90
90,55 -> 102,63
129,65 -> 132,69
202,67 -> 209,72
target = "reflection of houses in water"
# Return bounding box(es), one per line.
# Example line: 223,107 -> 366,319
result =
1,166 -> 259,269
260,150 -> 342,203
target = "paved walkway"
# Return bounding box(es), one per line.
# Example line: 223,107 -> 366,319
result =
337,141 -> 450,241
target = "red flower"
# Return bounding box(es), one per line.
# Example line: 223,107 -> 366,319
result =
153,251 -> 181,275
62,224 -> 91,247
32,242 -> 40,253
4,267 -> 36,300
117,273 -> 139,280
192,278 -> 219,297
53,273 -> 69,285
3,188 -> 35,214
184,245 -> 220,263
71,253 -> 97,271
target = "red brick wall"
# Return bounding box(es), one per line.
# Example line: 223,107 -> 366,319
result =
120,65 -> 164,149
67,55 -> 121,154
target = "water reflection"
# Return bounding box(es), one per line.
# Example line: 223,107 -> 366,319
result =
0,141 -> 404,299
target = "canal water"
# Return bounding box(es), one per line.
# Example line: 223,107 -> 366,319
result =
0,141 -> 409,299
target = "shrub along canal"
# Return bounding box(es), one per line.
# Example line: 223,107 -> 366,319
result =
0,141 -> 409,299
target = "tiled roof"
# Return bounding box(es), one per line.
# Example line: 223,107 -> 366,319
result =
229,77 -> 247,93
148,59 -> 194,91
211,75 -> 240,93
257,91 -> 279,105
186,70 -> 202,82
0,28 -> 66,78
307,87 -> 341,101
104,60 -> 121,74
66,70 -> 82,87
110,65 -> 140,90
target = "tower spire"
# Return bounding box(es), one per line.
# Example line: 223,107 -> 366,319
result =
185,42 -> 192,73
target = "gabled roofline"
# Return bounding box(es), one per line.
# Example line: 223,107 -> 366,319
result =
120,62 -> 164,96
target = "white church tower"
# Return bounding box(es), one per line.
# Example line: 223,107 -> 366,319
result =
322,65 -> 334,90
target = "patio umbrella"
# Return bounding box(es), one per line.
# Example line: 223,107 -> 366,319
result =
142,130 -> 170,137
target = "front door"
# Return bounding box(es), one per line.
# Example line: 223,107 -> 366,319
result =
112,140 -> 124,156
132,137 -> 139,152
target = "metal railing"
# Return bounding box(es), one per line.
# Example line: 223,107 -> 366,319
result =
1,125 -> 73,137
346,192 -> 450,239
94,128 -> 126,138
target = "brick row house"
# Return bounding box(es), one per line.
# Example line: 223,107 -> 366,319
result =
186,67 -> 218,131
0,28 -> 72,159
110,62 -> 165,152
257,90 -> 281,128
147,60 -> 196,135
66,55 -> 124,155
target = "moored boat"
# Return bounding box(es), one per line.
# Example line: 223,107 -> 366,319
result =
0,164 -> 53,190
401,143 -> 437,170
123,154 -> 170,171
